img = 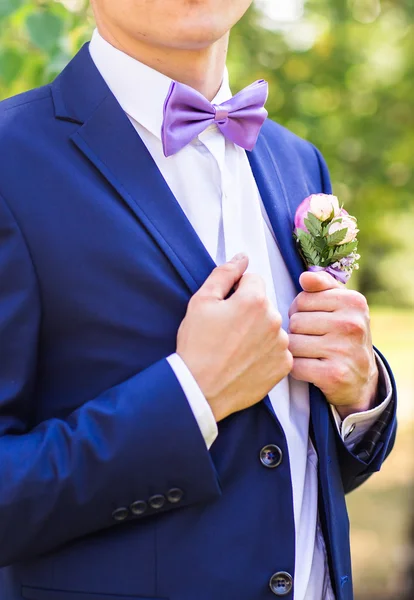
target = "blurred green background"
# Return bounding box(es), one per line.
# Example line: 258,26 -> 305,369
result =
0,0 -> 412,597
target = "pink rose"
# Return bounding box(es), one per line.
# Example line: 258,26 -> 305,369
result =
294,196 -> 312,232
294,194 -> 341,232
309,194 -> 340,221
328,214 -> 359,244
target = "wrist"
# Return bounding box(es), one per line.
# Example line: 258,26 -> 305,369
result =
335,398 -> 374,420
176,352 -> 226,423
334,368 -> 379,420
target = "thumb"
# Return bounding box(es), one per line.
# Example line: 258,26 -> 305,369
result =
199,254 -> 249,301
299,270 -> 343,293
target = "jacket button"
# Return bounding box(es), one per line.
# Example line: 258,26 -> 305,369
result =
269,572 -> 293,596
260,445 -> 283,468
167,488 -> 184,504
112,507 -> 129,522
130,500 -> 147,516
149,494 -> 166,510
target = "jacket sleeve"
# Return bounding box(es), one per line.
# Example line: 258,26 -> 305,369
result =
311,145 -> 398,494
0,193 -> 221,567
334,349 -> 397,494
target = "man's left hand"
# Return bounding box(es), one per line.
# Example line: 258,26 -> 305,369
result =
288,271 -> 379,420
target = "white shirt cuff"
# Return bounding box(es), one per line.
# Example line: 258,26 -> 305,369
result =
167,353 -> 218,449
330,351 -> 393,451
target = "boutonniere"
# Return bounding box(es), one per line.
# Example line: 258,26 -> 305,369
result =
294,194 -> 360,283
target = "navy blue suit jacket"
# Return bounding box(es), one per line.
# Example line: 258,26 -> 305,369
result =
0,45 -> 396,600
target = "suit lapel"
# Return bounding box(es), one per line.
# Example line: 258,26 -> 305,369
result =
247,131 -> 304,293
52,45 -> 215,297
71,99 -> 216,295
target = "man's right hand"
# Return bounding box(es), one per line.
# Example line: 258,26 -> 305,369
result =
176,254 -> 293,422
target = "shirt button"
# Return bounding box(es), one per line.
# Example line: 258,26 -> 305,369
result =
112,507 -> 129,522
260,445 -> 283,468
149,494 -> 166,510
269,572 -> 293,596
167,488 -> 184,504
130,500 -> 148,516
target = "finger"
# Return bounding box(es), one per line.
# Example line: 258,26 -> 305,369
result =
199,254 -> 249,301
290,357 -> 325,384
299,271 -> 344,294
233,271 -> 267,302
289,312 -> 333,335
289,334 -> 328,359
289,288 -> 345,316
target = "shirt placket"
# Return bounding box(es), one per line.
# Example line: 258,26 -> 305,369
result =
220,150 -> 244,265
198,129 -> 244,265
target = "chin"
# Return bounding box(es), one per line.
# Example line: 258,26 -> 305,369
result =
172,31 -> 228,50
165,16 -> 231,50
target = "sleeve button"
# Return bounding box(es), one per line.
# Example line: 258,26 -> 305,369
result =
149,494 -> 166,510
130,500 -> 148,516
167,488 -> 184,504
112,507 -> 129,522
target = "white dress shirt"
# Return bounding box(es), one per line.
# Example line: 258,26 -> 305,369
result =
89,29 -> 392,600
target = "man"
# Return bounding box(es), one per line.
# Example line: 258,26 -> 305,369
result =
0,1 -> 396,599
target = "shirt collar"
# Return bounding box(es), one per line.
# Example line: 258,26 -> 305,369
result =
89,29 -> 233,141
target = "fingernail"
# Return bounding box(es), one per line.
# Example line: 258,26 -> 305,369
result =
231,253 -> 247,263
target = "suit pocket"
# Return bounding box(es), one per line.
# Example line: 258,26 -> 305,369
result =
21,587 -> 167,600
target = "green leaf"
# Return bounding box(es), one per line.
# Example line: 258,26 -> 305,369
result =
313,235 -> 327,254
331,242 -> 358,261
304,212 -> 322,237
26,10 -> 64,53
0,0 -> 24,19
326,228 -> 347,247
297,230 -> 321,266
0,48 -> 23,84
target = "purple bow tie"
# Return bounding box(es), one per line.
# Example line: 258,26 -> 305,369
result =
161,79 -> 269,157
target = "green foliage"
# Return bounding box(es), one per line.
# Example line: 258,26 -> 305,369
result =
296,214 -> 358,270
296,229 -> 321,266
331,241 -> 358,260
0,47 -> 23,83
26,9 -> 63,53
0,0 -> 24,19
304,212 -> 323,237
0,0 -> 412,306
325,227 -> 347,246
0,0 -> 92,95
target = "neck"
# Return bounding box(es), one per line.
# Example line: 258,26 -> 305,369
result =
95,25 -> 229,101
